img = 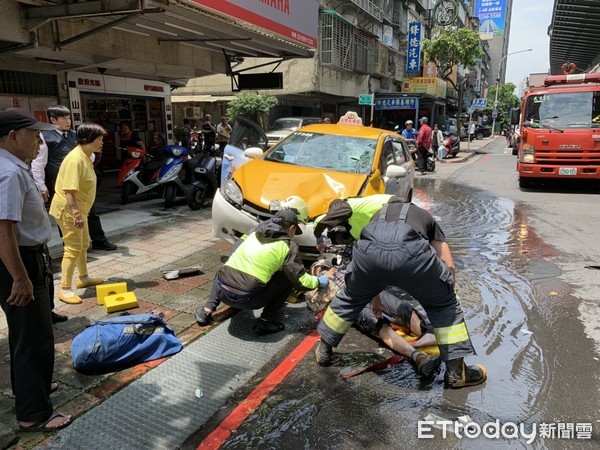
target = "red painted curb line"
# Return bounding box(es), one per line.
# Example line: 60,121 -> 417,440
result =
197,330 -> 321,450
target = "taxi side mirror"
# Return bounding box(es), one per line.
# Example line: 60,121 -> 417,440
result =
244,147 -> 264,159
385,164 -> 407,179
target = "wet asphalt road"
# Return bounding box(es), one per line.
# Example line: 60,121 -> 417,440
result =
180,139 -> 599,449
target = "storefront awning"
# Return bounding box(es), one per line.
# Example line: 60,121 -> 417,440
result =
8,0 -> 317,84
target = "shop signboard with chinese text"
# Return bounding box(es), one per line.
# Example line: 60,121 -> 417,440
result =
402,77 -> 447,99
405,22 -> 422,73
375,97 -> 418,110
190,0 -> 318,48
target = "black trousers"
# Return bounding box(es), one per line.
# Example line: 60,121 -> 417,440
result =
204,272 -> 292,321
0,248 -> 55,422
416,145 -> 428,172
87,203 -> 108,244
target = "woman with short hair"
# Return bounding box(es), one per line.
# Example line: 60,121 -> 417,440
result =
49,123 -> 107,304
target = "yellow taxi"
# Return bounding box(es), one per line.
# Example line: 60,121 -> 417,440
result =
212,112 -> 415,257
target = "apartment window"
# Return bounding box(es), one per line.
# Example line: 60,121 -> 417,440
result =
0,70 -> 58,96
320,10 -> 375,74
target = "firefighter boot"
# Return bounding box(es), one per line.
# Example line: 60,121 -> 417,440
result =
314,339 -> 333,366
411,350 -> 441,378
444,358 -> 487,389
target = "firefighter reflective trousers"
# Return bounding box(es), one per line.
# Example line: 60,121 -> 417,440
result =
317,219 -> 475,361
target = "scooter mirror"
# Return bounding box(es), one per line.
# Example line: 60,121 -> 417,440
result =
244,147 -> 264,159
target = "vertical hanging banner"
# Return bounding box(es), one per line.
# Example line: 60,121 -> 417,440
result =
406,22 -> 422,73
475,0 -> 507,36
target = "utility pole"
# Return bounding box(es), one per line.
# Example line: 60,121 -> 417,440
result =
491,48 -> 533,135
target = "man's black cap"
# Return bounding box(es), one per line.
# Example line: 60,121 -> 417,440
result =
0,108 -> 58,138
273,209 -> 303,235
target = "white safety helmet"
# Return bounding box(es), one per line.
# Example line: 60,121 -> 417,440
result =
405,120 -> 414,125
281,196 -> 309,224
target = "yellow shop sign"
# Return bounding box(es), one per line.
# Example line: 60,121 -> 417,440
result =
402,77 -> 447,99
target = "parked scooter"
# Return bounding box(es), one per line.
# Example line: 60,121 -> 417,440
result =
186,147 -> 221,210
118,147 -> 163,205
443,132 -> 461,158
425,148 -> 436,172
156,144 -> 191,208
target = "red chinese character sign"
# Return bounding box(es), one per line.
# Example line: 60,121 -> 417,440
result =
338,111 -> 363,126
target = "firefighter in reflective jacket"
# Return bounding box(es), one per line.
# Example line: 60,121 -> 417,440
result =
195,208 -> 328,336
313,195 -> 486,389
313,194 -> 394,244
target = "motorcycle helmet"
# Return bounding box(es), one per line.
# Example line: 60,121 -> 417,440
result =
280,196 -> 309,224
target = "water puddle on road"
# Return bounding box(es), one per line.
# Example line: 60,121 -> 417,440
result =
216,181 -> 593,449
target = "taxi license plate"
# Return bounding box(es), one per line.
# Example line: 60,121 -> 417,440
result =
559,168 -> 577,176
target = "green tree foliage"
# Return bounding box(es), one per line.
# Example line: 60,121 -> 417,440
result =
485,82 -> 520,129
173,126 -> 187,145
422,27 -> 483,91
226,91 -> 278,129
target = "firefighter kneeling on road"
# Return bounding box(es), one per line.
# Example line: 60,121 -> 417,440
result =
195,198 -> 328,336
312,194 -> 486,389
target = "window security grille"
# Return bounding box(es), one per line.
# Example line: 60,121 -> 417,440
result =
348,0 -> 384,22
0,70 -> 58,97
320,11 -> 375,74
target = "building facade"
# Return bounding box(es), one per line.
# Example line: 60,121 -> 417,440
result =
173,0 -> 490,131
0,0 -> 318,168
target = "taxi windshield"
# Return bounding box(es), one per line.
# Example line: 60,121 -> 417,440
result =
525,91 -> 600,128
264,131 -> 377,174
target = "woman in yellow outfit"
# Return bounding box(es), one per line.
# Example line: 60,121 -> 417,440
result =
49,123 -> 106,304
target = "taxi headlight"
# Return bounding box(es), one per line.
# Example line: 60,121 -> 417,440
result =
222,180 -> 243,206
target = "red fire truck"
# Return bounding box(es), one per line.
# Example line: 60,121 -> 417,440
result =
512,72 -> 600,188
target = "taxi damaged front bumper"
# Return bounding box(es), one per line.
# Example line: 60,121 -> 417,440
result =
211,189 -> 319,254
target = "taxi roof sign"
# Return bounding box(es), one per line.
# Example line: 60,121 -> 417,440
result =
338,111 -> 363,125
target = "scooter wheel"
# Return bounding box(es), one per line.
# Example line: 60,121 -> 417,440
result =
164,185 -> 176,208
121,181 -> 134,205
187,185 -> 209,210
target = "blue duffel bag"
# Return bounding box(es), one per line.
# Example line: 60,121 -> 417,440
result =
71,313 -> 183,374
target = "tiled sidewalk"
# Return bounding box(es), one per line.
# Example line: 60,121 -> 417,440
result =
0,210 -> 232,449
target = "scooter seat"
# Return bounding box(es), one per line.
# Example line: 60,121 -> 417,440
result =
146,160 -> 163,171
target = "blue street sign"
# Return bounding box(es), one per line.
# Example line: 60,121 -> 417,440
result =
406,23 -> 422,73
375,97 -> 418,110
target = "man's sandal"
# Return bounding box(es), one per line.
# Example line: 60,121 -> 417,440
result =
19,410 -> 71,433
